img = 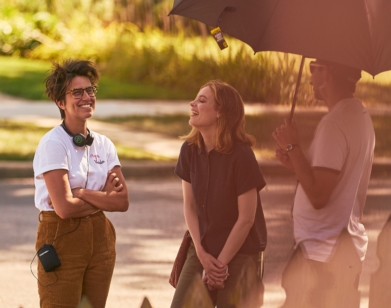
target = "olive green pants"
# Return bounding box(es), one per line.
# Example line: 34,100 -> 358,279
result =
171,242 -> 263,308
36,211 -> 116,308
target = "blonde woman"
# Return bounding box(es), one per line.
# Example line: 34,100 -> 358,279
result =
171,80 -> 267,307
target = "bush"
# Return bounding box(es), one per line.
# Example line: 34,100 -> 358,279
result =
0,5 -> 64,57
1,0 -> 390,105
100,27 -> 315,104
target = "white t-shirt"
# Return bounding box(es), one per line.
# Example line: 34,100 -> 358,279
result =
293,98 -> 375,262
34,125 -> 121,211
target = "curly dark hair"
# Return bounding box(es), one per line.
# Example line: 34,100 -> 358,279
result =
44,59 -> 99,119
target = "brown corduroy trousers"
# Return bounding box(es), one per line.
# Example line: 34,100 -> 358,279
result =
35,211 -> 116,308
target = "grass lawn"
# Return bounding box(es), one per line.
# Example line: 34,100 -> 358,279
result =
0,120 -> 173,161
1,56 -> 390,104
0,56 -> 191,101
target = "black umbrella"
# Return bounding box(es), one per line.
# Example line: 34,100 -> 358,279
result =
170,0 -> 391,116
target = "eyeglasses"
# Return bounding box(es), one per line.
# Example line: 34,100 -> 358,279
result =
309,61 -> 328,74
66,86 -> 97,99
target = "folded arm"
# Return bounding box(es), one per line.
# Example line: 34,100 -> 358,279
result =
44,166 -> 129,219
73,166 -> 129,212
44,169 -> 99,219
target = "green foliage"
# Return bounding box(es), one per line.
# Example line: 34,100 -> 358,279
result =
0,0 -> 314,104
0,120 -> 49,160
0,4 -> 64,56
116,145 -> 174,161
98,76 -> 190,100
0,56 -> 190,100
0,119 -> 174,161
1,0 -> 390,104
100,27 -> 315,104
100,114 -> 192,138
0,56 -> 49,99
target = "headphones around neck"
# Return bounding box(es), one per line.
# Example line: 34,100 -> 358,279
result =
61,122 -> 94,147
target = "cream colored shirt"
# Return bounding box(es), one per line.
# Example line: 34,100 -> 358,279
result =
293,98 -> 375,262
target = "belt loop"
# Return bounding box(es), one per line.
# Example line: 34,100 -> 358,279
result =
38,212 -> 43,222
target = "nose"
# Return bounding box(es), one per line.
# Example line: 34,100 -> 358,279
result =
189,100 -> 196,107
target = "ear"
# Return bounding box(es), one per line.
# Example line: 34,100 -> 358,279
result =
56,100 -> 65,110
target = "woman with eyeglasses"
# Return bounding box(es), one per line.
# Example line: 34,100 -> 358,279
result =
171,80 -> 267,308
33,59 -> 129,307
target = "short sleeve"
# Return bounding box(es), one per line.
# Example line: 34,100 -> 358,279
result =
105,138 -> 121,170
174,142 -> 192,183
311,119 -> 347,172
34,139 -> 68,179
234,145 -> 266,196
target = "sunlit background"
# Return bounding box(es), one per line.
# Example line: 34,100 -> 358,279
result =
0,1 -> 390,308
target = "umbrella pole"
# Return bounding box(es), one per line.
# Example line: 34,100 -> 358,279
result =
290,56 -> 306,119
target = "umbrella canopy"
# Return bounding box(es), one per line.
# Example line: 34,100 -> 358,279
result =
170,0 -> 391,76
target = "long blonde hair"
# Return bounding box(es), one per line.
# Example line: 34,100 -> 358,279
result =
182,80 -> 255,153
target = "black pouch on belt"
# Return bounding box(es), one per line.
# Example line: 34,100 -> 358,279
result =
38,244 -> 61,272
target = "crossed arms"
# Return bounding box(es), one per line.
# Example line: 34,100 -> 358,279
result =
43,165 -> 129,219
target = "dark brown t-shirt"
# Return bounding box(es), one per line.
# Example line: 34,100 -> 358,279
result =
175,141 -> 267,258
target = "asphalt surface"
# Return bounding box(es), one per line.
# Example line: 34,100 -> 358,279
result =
1,174 -> 390,308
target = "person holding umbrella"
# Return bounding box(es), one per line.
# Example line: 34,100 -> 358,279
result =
171,80 -> 267,307
272,59 -> 375,306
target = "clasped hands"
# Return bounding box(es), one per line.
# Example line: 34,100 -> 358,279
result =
198,250 -> 229,291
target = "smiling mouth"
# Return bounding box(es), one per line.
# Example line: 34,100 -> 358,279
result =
190,111 -> 199,116
79,104 -> 92,108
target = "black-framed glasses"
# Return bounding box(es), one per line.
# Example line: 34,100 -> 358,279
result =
66,86 -> 97,99
309,61 -> 328,74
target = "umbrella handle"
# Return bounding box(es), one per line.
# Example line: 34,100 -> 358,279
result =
290,56 -> 306,119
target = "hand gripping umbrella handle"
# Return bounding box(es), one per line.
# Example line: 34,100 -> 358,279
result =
290,56 -> 306,119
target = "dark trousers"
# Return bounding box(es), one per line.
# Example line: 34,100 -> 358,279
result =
36,211 -> 116,308
171,242 -> 263,308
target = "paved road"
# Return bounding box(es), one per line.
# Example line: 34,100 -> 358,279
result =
0,172 -> 390,308
0,93 -> 319,118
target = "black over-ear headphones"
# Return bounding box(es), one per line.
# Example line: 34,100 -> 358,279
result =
61,122 -> 94,147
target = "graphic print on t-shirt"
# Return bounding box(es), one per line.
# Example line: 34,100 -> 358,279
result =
90,153 -> 105,165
